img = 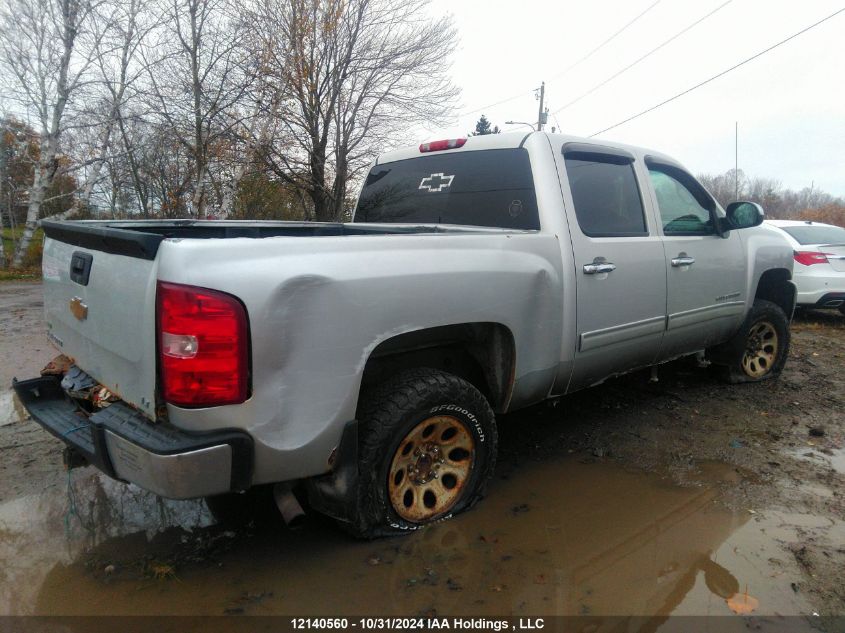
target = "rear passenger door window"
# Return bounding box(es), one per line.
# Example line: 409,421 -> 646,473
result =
648,165 -> 716,235
564,153 -> 647,237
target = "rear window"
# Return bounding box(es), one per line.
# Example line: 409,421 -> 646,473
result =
353,149 -> 539,230
781,225 -> 845,245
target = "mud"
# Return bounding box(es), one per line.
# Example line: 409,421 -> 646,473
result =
0,457 -> 832,624
0,282 -> 843,626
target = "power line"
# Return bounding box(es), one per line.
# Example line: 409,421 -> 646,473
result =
548,0 -> 662,82
589,6 -> 845,137
457,0 -> 661,120
459,89 -> 535,120
551,0 -> 733,116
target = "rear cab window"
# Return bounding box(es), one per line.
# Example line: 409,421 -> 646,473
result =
353,149 -> 539,230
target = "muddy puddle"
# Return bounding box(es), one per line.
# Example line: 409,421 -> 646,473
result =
788,446 -> 845,476
0,456 -> 826,627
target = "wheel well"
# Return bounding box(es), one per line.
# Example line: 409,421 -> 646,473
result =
360,323 -> 515,413
754,268 -> 795,317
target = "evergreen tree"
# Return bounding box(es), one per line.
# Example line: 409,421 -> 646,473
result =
471,115 -> 500,136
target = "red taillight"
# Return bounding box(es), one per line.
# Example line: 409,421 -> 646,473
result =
156,281 -> 249,407
793,251 -> 830,266
419,138 -> 467,152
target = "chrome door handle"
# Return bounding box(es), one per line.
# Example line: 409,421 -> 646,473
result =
583,262 -> 617,274
671,256 -> 695,267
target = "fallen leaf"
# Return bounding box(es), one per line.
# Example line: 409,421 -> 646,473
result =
727,590 -> 759,614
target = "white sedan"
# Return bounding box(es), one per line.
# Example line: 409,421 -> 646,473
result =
765,219 -> 845,314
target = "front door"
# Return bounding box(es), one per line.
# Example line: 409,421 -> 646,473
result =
557,144 -> 668,392
644,160 -> 747,361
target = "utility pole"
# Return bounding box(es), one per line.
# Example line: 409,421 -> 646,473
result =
536,82 -> 546,131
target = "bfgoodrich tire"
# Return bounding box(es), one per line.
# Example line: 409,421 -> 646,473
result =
710,299 -> 790,383
346,368 -> 498,539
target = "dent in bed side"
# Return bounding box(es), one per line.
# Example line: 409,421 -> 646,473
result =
155,232 -> 564,486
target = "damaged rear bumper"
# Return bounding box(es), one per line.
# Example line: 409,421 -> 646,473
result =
12,375 -> 252,499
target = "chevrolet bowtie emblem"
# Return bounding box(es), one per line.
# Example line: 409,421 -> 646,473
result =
69,296 -> 88,321
419,173 -> 454,192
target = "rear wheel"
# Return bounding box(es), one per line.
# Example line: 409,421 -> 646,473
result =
710,299 -> 790,383
346,368 -> 497,538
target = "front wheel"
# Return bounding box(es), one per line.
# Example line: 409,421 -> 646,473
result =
346,368 -> 498,539
710,299 -> 790,383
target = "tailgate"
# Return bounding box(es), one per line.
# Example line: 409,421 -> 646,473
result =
40,222 -> 163,420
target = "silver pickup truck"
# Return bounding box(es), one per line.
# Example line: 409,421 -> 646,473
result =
13,131 -> 796,537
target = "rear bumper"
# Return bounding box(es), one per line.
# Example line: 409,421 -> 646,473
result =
794,270 -> 845,306
804,292 -> 845,309
795,289 -> 845,308
12,376 -> 253,499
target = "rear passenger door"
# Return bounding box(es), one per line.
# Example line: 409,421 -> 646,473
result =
558,144 -> 667,392
644,160 -> 747,360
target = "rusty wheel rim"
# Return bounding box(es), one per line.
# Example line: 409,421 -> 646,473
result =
741,321 -> 778,378
387,415 -> 475,523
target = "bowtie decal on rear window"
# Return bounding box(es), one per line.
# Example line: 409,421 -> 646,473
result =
419,173 -> 455,192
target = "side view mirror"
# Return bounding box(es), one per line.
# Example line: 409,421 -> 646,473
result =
725,201 -> 764,230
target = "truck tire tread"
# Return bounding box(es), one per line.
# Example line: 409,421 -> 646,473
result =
345,368 -> 497,539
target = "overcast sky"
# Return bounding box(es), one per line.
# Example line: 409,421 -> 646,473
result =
421,0 -> 845,196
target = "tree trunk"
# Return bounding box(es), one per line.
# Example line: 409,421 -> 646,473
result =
47,121 -> 115,222
332,151 -> 348,221
309,187 -> 332,222
117,113 -> 149,217
218,162 -> 246,219
309,137 -> 332,222
218,100 -> 274,220
0,150 -> 5,267
0,201 -> 5,269
192,161 -> 207,218
13,135 -> 58,267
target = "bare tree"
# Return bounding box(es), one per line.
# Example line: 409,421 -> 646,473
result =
252,0 -> 459,222
699,168 -> 845,219
216,55 -> 285,220
48,0 -> 157,220
141,0 -> 253,218
329,0 -> 459,219
0,0 -> 460,238
697,169 -> 747,209
0,0 -> 105,266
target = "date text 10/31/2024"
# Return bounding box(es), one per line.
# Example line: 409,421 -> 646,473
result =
290,618 -> 546,631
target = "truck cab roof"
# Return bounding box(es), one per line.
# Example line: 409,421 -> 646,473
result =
375,131 -> 677,167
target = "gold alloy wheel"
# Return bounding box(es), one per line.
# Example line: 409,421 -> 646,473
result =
741,321 -> 779,378
387,415 -> 475,523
